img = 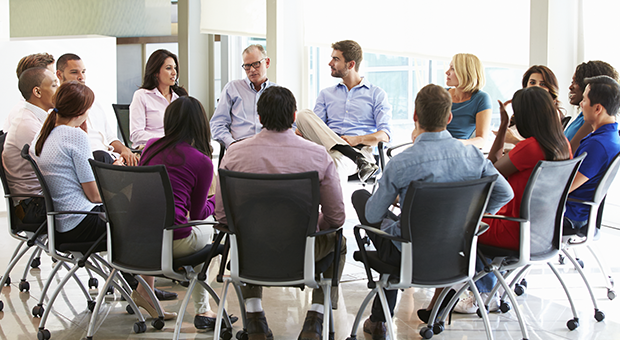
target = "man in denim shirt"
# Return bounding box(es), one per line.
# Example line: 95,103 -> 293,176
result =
351,84 -> 513,339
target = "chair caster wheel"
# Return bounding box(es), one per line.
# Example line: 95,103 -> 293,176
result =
106,285 -> 114,295
133,321 -> 147,333
595,309 -> 605,322
433,321 -> 445,334
0,300 -> 3,312
476,306 -> 488,318
576,258 -> 584,269
126,304 -> 135,314
500,301 -> 511,313
33,304 -> 44,317
236,330 -> 248,340
31,257 -> 41,268
87,300 -> 96,312
514,284 -> 525,296
567,318 -> 579,330
19,280 -> 30,292
3,276 -> 10,285
420,326 -> 434,339
220,327 -> 233,340
151,317 -> 165,330
607,289 -> 616,300
179,280 -> 190,287
37,328 -> 51,340
88,277 -> 98,289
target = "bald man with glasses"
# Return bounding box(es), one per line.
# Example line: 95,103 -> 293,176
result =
211,44 -> 278,149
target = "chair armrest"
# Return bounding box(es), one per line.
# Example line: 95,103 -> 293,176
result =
213,223 -> 232,234
386,142 -> 413,158
355,224 -> 409,243
77,233 -> 106,267
4,193 -> 44,199
165,220 -> 218,230
197,230 -> 227,281
483,214 -> 528,223
310,226 -> 343,237
475,222 -> 490,236
49,210 -> 107,222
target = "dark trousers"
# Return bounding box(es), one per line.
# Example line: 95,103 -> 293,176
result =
55,205 -> 106,245
93,150 -> 114,164
16,197 -> 46,224
351,189 -> 401,322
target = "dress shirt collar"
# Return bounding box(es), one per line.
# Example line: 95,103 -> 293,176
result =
144,87 -> 179,101
413,129 -> 453,144
337,76 -> 370,90
244,77 -> 271,92
24,101 -> 49,122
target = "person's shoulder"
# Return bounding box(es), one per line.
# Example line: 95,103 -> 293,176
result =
472,90 -> 491,102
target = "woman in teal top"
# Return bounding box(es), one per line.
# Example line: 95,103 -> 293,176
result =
445,53 -> 492,149
566,60 -> 618,152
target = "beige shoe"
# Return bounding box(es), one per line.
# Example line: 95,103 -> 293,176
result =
131,290 -> 177,320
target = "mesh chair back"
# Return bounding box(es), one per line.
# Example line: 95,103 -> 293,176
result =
218,169 -> 320,283
591,152 -> 620,205
20,145 -> 56,217
522,154 -> 585,261
90,160 -> 174,272
112,104 -> 131,148
400,175 -> 498,286
0,133 -> 42,233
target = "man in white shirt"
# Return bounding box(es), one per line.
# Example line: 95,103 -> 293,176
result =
56,53 -> 139,166
3,67 -> 58,223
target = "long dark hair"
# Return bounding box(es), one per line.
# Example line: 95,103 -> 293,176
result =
512,87 -> 570,161
140,49 -> 188,97
35,81 -> 94,156
140,96 -> 213,165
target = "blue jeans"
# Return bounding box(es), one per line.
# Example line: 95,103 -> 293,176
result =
563,216 -> 588,237
474,256 -> 497,294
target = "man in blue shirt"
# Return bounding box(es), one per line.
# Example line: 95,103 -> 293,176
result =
210,44 -> 276,148
351,84 -> 513,339
564,75 -> 620,236
296,40 -> 392,182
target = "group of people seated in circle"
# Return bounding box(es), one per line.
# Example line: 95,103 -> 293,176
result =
4,37 -> 620,340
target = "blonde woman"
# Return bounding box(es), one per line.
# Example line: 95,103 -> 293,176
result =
445,53 -> 492,149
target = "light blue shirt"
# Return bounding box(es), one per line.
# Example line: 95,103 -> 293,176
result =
314,77 -> 392,141
365,130 -> 514,250
564,112 -> 584,142
210,78 -> 276,148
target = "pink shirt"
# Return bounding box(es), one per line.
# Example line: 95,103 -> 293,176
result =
215,129 -> 345,231
3,101 -> 48,200
129,88 -> 178,147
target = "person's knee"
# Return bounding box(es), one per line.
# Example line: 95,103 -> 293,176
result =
295,108 -> 315,124
351,189 -> 371,208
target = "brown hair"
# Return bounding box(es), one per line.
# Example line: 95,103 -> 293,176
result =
35,81 -> 95,156
332,40 -> 363,71
16,53 -> 54,78
18,67 -> 47,100
414,84 -> 453,131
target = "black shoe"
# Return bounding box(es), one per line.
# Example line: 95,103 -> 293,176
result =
194,314 -> 239,330
417,288 -> 457,324
356,157 -> 379,182
298,311 -> 323,340
247,311 -> 274,340
363,318 -> 386,340
154,288 -> 178,301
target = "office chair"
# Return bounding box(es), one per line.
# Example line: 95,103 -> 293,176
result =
452,154 -> 585,339
346,176 -> 499,340
21,145 -> 144,340
213,169 -> 343,340
111,104 -> 131,148
89,160 -> 233,340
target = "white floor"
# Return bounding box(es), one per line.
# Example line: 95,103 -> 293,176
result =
1,181 -> 619,340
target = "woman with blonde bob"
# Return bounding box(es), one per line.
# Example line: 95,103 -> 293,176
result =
445,53 -> 492,148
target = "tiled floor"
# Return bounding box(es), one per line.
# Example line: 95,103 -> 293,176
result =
1,182 -> 619,340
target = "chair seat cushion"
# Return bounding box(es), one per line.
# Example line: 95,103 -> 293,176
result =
353,250 -> 399,275
478,244 -> 519,265
57,241 -> 107,254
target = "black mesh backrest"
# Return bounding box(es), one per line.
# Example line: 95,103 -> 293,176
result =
112,104 -> 131,148
20,144 -> 56,215
400,175 -> 498,286
90,160 -> 175,271
219,169 -> 320,282
0,132 -> 41,233
522,154 -> 585,260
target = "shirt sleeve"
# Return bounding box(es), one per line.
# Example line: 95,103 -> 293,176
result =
575,139 -> 607,179
373,88 -> 393,140
313,90 -> 328,122
365,161 -> 400,224
509,137 -> 541,171
477,91 -> 493,112
129,90 -> 148,146
210,84 -> 235,148
70,129 -> 95,184
190,154 -> 216,220
317,158 -> 345,231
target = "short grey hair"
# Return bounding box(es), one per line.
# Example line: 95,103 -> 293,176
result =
243,44 -> 268,58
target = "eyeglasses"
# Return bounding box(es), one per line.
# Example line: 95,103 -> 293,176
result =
241,58 -> 266,70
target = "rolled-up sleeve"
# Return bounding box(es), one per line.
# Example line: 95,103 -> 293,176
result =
211,85 -> 235,148
373,88 -> 393,141
482,159 -> 514,214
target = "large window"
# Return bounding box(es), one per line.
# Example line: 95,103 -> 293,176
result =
309,47 -> 525,146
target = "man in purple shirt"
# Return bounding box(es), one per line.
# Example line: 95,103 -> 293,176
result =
296,40 -> 392,183
215,86 -> 346,340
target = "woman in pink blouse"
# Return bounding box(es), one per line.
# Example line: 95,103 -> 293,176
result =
129,49 -> 188,148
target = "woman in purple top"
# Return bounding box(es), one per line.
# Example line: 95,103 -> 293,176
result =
137,96 -> 230,330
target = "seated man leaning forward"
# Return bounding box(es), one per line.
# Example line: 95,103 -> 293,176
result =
351,84 -> 513,340
215,86 -> 346,340
296,40 -> 392,183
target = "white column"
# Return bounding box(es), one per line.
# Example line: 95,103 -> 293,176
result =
178,0 -> 215,116
266,0 -> 308,109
